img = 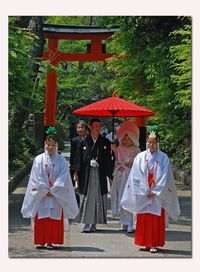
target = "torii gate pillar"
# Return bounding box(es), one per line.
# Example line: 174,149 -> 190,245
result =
44,38 -> 58,126
42,24 -> 119,126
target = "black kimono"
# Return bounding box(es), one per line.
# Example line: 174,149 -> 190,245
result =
74,134 -> 113,224
74,134 -> 112,195
69,135 -> 83,205
69,136 -> 82,182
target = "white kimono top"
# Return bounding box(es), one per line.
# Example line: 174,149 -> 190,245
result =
121,149 -> 180,222
21,151 -> 79,221
111,144 -> 140,217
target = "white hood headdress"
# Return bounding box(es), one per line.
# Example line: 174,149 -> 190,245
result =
117,120 -> 140,147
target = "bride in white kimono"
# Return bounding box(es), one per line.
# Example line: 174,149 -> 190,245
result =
21,131 -> 79,249
111,120 -> 141,233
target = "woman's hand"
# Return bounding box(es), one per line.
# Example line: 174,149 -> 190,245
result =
147,192 -> 156,199
124,162 -> 133,168
47,191 -> 53,197
118,166 -> 125,172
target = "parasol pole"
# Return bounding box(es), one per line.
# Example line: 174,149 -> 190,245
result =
109,110 -> 118,142
109,110 -> 118,161
111,113 -> 115,161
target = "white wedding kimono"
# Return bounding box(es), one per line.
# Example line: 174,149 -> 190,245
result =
21,151 -> 79,229
111,145 -> 140,226
121,149 -> 180,224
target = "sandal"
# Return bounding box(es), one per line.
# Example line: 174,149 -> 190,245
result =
47,244 -> 54,249
150,247 -> 157,253
36,244 -> 46,249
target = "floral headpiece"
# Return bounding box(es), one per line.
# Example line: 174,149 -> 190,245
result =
117,120 -> 140,147
148,131 -> 157,139
46,126 -> 57,135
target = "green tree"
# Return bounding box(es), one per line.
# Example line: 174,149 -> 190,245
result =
9,16 -> 191,175
99,16 -> 191,173
37,16 -> 115,140
9,16 -> 45,168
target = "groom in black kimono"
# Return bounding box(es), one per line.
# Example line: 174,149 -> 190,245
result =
73,118 -> 113,232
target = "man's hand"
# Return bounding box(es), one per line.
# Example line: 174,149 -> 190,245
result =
73,171 -> 78,182
110,143 -> 117,152
74,180 -> 79,193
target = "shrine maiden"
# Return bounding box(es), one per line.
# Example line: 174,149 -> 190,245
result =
121,131 -> 180,253
21,128 -> 79,249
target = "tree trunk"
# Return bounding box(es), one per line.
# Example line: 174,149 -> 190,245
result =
13,16 -> 32,28
28,17 -> 45,75
11,16 -> 45,130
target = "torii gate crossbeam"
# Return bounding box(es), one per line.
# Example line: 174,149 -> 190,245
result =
42,24 -> 119,126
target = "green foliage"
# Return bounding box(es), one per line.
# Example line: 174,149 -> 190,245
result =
9,18 -> 34,169
100,16 -> 191,174
170,22 -> 192,108
9,126 -> 33,170
9,16 -> 191,175
38,17 -> 115,136
44,16 -> 92,26
9,24 -> 33,110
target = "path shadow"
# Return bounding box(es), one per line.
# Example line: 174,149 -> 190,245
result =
139,247 -> 191,257
165,230 -> 191,241
91,229 -> 131,234
157,247 -> 192,257
106,216 -> 119,221
9,246 -> 105,258
51,246 -> 105,252
174,195 -> 191,226
9,225 -> 31,233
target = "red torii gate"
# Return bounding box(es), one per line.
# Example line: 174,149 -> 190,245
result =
42,24 -> 147,150
42,24 -> 119,127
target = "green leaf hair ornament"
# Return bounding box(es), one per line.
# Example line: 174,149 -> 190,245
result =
46,126 -> 57,135
147,125 -> 158,131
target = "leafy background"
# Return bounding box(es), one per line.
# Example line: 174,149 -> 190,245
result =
9,16 -> 191,175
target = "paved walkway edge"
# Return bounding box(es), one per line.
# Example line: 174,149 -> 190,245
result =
9,161 -> 33,195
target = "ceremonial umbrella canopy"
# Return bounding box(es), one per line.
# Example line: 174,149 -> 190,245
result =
73,92 -> 154,141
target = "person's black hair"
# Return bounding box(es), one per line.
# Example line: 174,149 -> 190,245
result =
45,134 -> 58,142
89,118 -> 101,126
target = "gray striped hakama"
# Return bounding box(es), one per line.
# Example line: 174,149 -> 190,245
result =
75,167 -> 107,224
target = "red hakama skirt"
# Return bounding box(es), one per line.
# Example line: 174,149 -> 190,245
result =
34,212 -> 64,245
135,173 -> 165,248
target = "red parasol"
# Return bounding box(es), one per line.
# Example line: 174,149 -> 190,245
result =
73,92 -> 154,141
